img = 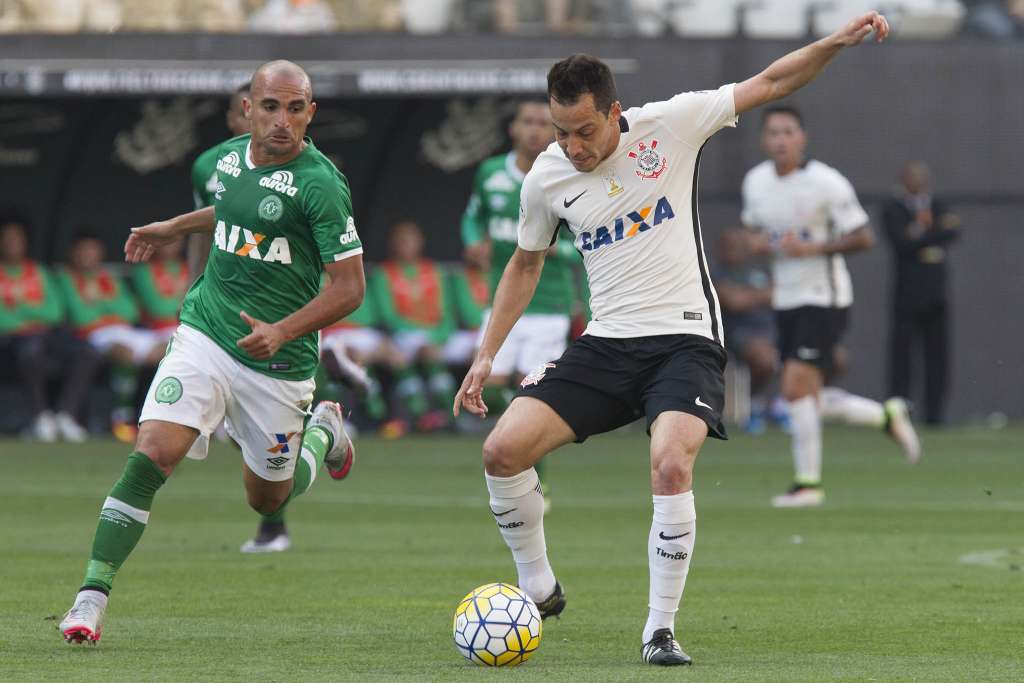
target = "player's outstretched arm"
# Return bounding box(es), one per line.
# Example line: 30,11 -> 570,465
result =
733,11 -> 889,115
454,247 -> 546,418
125,206 -> 216,263
237,256 -> 365,360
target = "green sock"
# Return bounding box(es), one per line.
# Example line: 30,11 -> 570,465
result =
425,362 -> 456,411
268,425 -> 333,518
395,367 -> 428,418
82,452 -> 166,593
481,385 -> 514,414
110,363 -> 138,422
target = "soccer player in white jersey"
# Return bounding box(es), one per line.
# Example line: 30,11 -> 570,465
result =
742,105 -> 921,509
454,11 -> 892,667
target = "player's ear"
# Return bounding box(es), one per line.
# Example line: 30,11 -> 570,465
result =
608,101 -> 622,123
241,96 -> 251,119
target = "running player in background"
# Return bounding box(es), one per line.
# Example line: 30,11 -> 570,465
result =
59,61 -> 362,644
461,98 -> 577,498
455,12 -> 892,666
189,82 -> 250,281
742,105 -> 921,508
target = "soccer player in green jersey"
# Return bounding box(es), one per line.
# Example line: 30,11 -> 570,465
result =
188,82 -> 251,281
60,61 -> 365,645
461,99 -> 578,495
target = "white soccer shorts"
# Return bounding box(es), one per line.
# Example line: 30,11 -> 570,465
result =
87,324 -> 163,364
139,325 -> 314,482
478,311 -> 571,377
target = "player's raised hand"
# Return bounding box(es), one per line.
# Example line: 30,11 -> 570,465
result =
453,355 -> 493,418
237,311 -> 287,360
124,220 -> 179,263
834,11 -> 890,46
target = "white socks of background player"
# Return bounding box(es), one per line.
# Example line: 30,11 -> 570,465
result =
485,468 -> 555,602
643,491 -> 697,643
789,396 -> 822,485
819,387 -> 886,427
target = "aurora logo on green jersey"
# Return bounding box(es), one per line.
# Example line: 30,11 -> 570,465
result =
216,151 -> 242,178
258,195 -> 283,222
259,170 -> 299,197
213,220 -> 293,264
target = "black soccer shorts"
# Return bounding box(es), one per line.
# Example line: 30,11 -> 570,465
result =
774,305 -> 849,372
515,333 -> 727,443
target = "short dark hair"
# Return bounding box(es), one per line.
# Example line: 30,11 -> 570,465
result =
761,105 -> 804,129
547,54 -> 617,115
236,82 -> 251,94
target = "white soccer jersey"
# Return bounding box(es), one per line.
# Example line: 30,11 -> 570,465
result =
741,159 -> 869,310
518,83 -> 738,343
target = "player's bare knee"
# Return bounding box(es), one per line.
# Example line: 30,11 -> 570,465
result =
652,455 -> 694,493
482,431 -> 526,477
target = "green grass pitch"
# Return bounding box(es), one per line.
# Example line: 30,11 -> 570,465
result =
1,425 -> 1022,681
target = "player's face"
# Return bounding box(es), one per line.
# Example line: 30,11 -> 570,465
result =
510,103 -> 554,159
390,224 -> 424,262
550,94 -> 622,173
226,91 -> 251,137
245,75 -> 316,159
0,223 -> 27,262
761,113 -> 806,168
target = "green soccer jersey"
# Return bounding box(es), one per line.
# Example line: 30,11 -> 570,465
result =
461,152 -> 577,316
191,145 -> 221,209
180,135 -> 363,380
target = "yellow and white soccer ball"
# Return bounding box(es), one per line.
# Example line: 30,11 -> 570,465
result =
452,582 -> 542,667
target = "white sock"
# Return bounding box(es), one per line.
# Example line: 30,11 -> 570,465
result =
485,468 -> 555,602
788,396 -> 822,485
820,387 -> 885,427
643,491 -> 696,644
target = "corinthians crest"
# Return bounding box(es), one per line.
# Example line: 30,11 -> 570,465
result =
628,139 -> 667,180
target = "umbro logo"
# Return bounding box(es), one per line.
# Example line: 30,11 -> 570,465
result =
563,190 -> 587,208
259,170 -> 298,197
266,455 -> 290,469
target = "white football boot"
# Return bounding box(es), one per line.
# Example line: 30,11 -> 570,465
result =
885,397 -> 921,464
771,485 -> 825,508
307,401 -> 355,480
59,589 -> 107,644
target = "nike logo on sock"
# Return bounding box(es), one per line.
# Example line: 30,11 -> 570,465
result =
491,508 -> 517,517
658,531 -> 691,541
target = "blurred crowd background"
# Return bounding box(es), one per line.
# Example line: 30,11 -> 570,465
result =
1,0 -> 1023,38
0,0 -> 1021,443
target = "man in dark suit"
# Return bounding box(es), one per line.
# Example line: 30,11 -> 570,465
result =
882,161 -> 960,425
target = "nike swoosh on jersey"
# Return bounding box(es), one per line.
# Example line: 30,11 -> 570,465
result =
695,396 -> 712,410
563,190 -> 587,208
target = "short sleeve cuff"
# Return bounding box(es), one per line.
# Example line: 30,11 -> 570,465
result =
328,247 -> 363,263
